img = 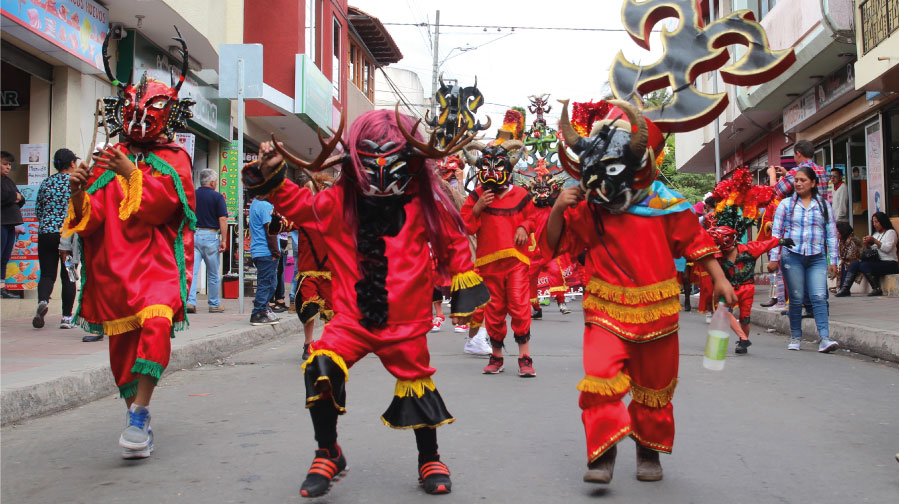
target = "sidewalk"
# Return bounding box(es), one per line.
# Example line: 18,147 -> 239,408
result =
747,290 -> 899,362
1,297 -> 301,426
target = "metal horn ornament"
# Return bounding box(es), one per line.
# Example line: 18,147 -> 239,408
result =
272,112 -> 346,172
170,25 -> 189,92
394,102 -> 478,158
557,100 -> 583,181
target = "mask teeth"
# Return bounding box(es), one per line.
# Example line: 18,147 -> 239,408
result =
140,108 -> 148,137
594,187 -> 610,202
127,110 -> 138,134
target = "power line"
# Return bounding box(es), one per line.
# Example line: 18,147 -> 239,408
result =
382,22 -> 660,33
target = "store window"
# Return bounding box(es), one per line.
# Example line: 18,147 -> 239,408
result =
332,17 -> 341,99
888,110 -> 899,218
307,0 -> 317,64
0,59 -> 51,186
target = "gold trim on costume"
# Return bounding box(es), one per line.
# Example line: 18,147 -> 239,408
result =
301,349 -> 350,381
583,295 -> 681,324
101,304 -> 174,336
631,378 -> 678,408
474,248 -> 530,268
588,425 -> 632,463
585,318 -> 679,342
450,270 -> 484,291
118,170 -> 143,220
630,431 -> 672,454
62,194 -> 92,237
379,416 -> 456,430
577,372 -> 631,396
688,246 -> 719,261
298,270 -> 331,280
586,277 -> 680,304
449,298 -> 489,318
304,376 -> 348,413
393,377 -> 437,398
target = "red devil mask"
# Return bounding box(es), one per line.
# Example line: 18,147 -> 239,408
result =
708,226 -> 738,251
101,26 -> 195,143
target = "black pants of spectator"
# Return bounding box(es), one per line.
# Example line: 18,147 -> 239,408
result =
37,232 -> 75,316
270,253 -> 285,303
848,258 -> 899,278
1,224 -> 17,281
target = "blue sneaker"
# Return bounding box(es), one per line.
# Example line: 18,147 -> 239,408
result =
119,405 -> 152,454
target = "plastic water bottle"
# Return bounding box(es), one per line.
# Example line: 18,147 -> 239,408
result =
703,302 -> 730,371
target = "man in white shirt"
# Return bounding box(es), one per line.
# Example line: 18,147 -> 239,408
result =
831,168 -> 849,224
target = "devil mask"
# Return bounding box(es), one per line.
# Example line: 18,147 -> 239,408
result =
101,26 -> 195,143
708,226 -> 738,251
530,167 -> 563,207
463,140 -> 524,192
357,140 -> 420,198
558,99 -> 659,213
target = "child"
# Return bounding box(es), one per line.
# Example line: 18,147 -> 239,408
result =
242,108 -> 488,497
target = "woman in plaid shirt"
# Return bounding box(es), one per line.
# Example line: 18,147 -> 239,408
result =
767,166 -> 839,353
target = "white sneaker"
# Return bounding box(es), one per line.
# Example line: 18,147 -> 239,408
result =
705,314 -> 712,324
818,339 -> 839,353
454,324 -> 469,333
558,302 -> 572,315
59,316 -> 75,329
788,339 -> 801,351
768,303 -> 787,312
464,329 -> 492,356
431,316 -> 445,332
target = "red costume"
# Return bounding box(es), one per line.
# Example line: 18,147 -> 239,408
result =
293,225 -> 333,324
719,238 -> 781,325
64,143 -> 195,396
461,184 -> 536,347
529,205 -> 571,305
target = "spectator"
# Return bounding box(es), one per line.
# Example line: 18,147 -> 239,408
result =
248,195 -> 281,325
833,222 -> 863,297
269,227 -> 289,313
768,166 -> 839,353
831,168 -> 848,224
32,149 -> 78,329
840,212 -> 898,297
774,140 -> 830,203
187,168 -> 228,313
1,151 -> 25,299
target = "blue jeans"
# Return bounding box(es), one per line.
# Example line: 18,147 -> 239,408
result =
289,231 -> 299,302
188,230 -> 222,308
782,250 -> 830,341
252,255 -> 278,315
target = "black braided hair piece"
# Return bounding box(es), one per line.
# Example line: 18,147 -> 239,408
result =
354,196 -> 408,329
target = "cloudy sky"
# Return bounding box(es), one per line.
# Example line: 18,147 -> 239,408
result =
351,0 -> 670,131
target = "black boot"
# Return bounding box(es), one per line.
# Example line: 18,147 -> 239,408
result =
864,273 -> 883,296
835,271 -> 858,297
760,297 -> 778,307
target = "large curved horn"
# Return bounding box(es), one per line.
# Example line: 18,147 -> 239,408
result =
558,100 -> 584,150
272,112 -> 345,172
462,142 -> 485,166
395,102 -> 475,158
608,99 -> 648,161
438,71 -> 446,90
102,29 -> 126,90
472,75 -> 477,89
502,140 -> 525,166
171,25 -> 189,93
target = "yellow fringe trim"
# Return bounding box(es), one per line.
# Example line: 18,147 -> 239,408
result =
547,286 -> 568,293
449,297 -> 490,318
298,270 -> 331,280
301,349 -> 349,382
380,416 -> 456,430
630,431 -> 672,454
61,194 -> 92,237
585,318 -> 679,342
587,277 -> 680,304
576,372 -> 631,396
101,304 -> 174,336
582,295 -> 682,324
588,425 -> 632,463
451,270 -> 484,291
118,170 -> 143,220
688,246 -> 719,261
631,378 -> 678,408
474,248 -> 530,268
393,377 -> 437,398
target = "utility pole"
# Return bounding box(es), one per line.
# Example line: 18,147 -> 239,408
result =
711,0 -> 721,182
430,10 -> 440,117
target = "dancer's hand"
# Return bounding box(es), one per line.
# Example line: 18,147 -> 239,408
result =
451,315 -> 471,325
472,190 -> 494,216
92,146 -> 136,178
69,161 -> 91,196
553,186 -> 584,212
514,226 -> 528,246
257,141 -> 284,178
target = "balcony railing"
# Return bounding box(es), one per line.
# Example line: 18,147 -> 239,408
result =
860,0 -> 899,54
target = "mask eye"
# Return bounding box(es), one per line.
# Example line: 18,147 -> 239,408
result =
151,101 -> 167,109
124,99 -> 131,107
605,163 -> 626,176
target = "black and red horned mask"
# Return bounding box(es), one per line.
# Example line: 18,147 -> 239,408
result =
101,26 -> 195,143
462,140 -> 525,193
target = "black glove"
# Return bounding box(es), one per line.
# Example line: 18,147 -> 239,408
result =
780,237 -> 795,248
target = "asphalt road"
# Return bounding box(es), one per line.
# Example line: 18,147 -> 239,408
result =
2,304 -> 897,504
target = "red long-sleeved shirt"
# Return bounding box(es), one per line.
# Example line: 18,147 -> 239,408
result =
461,185 -> 537,268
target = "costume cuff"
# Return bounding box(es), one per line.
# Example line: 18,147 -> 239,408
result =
686,245 -> 719,262
380,378 -> 455,429
242,160 -> 287,199
302,349 -> 348,413
118,169 -> 143,220
449,270 -> 490,317
62,194 -> 92,237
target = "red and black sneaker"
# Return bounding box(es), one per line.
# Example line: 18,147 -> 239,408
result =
299,445 -> 348,498
419,459 -> 452,494
482,355 -> 504,374
518,356 -> 536,377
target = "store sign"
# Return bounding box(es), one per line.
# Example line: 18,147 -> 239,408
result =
118,30 -> 231,142
174,132 -> 196,162
4,185 -> 40,290
295,54 -> 332,130
783,64 -> 857,133
0,0 -> 108,70
220,141 -> 240,224
866,122 -> 885,218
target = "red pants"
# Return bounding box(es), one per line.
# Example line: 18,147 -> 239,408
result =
735,283 -> 754,325
297,275 -> 333,324
480,258 -> 531,346
579,323 -> 678,462
109,317 -> 172,398
696,268 -> 714,314
529,255 -> 567,303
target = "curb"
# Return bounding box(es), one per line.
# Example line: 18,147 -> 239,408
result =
749,305 -> 899,363
0,318 -> 300,426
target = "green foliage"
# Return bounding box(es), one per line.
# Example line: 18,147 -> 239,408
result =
657,135 -> 715,204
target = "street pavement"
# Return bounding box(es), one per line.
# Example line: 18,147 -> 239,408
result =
2,304 -> 898,504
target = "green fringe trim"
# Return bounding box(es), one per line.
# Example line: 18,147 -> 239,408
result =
119,379 -> 139,399
71,155 -> 196,334
131,358 -> 165,382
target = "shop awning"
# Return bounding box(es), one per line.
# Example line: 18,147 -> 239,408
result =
348,6 -> 403,66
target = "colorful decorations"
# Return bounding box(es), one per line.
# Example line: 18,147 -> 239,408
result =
528,94 -> 552,129
710,167 -> 775,239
